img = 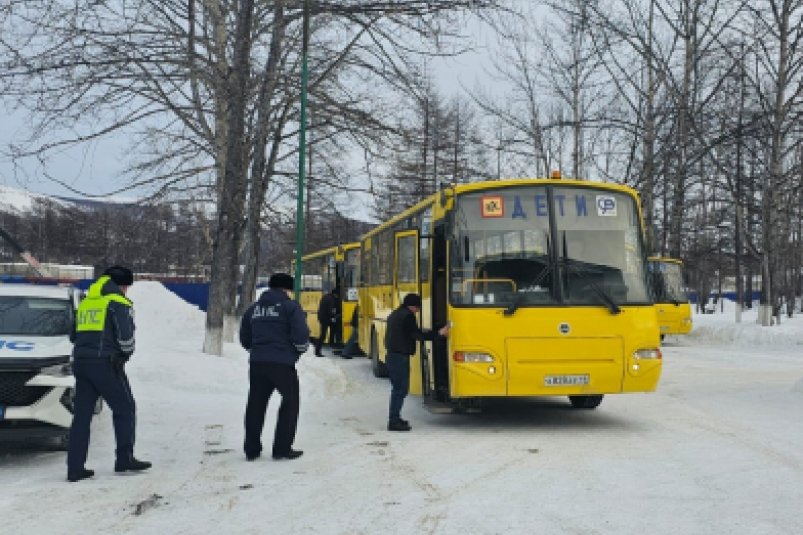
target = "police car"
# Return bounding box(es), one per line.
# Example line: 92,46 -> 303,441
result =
0,283 -> 79,447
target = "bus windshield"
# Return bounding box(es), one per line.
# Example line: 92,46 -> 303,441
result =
450,186 -> 651,309
649,261 -> 688,303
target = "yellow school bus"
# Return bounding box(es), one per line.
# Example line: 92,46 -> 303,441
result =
298,243 -> 360,349
647,257 -> 693,338
358,177 -> 662,410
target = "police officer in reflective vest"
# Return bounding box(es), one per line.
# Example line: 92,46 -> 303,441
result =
66,266 -> 151,482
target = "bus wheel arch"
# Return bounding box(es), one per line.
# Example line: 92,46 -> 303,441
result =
370,328 -> 388,378
568,395 -> 604,409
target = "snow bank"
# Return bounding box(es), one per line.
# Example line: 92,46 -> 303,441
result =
685,299 -> 803,347
127,280 -> 350,401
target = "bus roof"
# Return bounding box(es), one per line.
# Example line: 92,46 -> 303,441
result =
648,257 -> 684,265
363,178 -> 642,241
301,242 -> 360,262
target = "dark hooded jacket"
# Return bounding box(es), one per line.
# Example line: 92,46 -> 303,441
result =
71,276 -> 135,363
240,288 -> 310,365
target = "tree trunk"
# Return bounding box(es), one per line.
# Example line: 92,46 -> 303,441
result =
203,0 -> 256,355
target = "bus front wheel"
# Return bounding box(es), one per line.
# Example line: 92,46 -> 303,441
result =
370,330 -> 388,378
569,395 -> 604,409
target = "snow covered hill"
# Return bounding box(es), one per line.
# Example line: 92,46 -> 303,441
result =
0,185 -> 71,213
0,184 -> 134,215
1,282 -> 801,534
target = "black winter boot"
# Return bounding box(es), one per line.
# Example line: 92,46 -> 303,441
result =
115,457 -> 152,473
387,420 -> 411,431
67,468 -> 95,482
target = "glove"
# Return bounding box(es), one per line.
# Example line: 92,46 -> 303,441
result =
110,354 -> 128,374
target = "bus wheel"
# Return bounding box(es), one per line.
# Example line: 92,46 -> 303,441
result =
569,395 -> 604,409
371,330 -> 388,378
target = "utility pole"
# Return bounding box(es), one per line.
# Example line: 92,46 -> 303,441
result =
293,0 -> 310,300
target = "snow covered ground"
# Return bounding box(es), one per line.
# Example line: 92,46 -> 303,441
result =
2,282 -> 801,534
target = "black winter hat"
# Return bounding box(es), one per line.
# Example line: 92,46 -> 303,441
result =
402,293 -> 422,308
104,265 -> 134,286
268,273 -> 294,290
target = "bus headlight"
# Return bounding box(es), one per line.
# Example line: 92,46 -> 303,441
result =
453,351 -> 494,363
632,349 -> 662,360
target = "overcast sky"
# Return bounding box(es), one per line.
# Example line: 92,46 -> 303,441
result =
0,10 -> 499,206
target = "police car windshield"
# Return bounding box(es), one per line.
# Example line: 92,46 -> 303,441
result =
450,186 -> 651,307
0,296 -> 72,336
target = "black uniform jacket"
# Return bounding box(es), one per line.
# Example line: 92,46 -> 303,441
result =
240,288 -> 310,366
384,305 -> 437,356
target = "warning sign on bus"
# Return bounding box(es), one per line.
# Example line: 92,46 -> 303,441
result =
481,196 -> 505,218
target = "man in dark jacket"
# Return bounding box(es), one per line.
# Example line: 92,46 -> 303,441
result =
66,265 -> 151,482
240,273 -> 310,461
313,287 -> 340,357
384,293 -> 449,431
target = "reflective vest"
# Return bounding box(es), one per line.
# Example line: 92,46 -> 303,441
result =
76,275 -> 132,333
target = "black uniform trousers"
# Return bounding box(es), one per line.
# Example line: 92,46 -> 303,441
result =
386,352 -> 410,422
244,362 -> 299,457
67,360 -> 136,473
314,320 -> 341,354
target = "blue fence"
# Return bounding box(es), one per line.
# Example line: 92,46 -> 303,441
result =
688,290 -> 762,305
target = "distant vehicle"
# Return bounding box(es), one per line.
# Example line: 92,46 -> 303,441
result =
297,243 -> 361,354
0,283 -> 81,448
647,257 -> 693,339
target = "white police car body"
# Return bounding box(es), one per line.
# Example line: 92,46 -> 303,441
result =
0,283 -> 78,446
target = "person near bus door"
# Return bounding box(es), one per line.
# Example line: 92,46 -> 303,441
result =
341,305 -> 360,359
240,273 -> 310,461
66,265 -> 151,482
314,287 -> 340,357
384,293 -> 449,431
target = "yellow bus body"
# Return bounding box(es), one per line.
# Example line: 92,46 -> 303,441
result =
648,257 -> 693,336
298,243 -> 360,345
358,178 -> 662,405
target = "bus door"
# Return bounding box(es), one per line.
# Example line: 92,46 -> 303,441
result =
394,230 -> 423,394
430,222 -> 450,402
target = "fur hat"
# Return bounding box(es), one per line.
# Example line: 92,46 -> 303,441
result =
103,265 -> 134,286
268,273 -> 294,290
402,293 -> 422,308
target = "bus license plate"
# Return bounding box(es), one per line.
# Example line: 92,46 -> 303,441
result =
544,374 -> 589,386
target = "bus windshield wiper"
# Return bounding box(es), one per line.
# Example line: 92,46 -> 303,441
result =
503,293 -> 525,316
504,260 -> 553,317
561,260 -> 622,315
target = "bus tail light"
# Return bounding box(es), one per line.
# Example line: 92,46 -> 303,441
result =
453,351 -> 494,363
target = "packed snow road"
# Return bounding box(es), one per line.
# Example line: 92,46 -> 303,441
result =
1,282 -> 801,534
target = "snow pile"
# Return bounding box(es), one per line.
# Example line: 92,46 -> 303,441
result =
128,281 -> 350,400
685,298 -> 803,347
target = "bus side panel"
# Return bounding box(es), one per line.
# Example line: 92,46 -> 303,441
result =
367,283 -> 394,363
655,302 -> 693,335
300,290 -> 323,340
341,300 -> 357,344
